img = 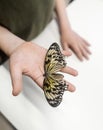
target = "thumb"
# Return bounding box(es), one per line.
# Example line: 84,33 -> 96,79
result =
10,65 -> 23,96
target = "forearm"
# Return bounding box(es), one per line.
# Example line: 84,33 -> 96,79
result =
0,26 -> 25,56
55,0 -> 72,33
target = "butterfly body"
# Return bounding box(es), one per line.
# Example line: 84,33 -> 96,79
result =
43,43 -> 67,107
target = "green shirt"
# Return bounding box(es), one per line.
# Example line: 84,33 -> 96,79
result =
0,0 -> 55,40
0,0 -> 73,64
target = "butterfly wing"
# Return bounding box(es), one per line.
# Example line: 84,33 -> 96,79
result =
43,74 -> 66,107
43,43 -> 67,107
44,42 -> 66,74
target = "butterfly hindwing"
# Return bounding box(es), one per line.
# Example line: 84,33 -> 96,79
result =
43,76 -> 66,107
43,43 -> 67,107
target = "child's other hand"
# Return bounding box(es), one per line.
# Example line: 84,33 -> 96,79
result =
60,29 -> 91,61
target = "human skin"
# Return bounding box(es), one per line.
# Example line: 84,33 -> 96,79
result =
55,0 -> 91,61
0,26 -> 78,96
0,0 -> 91,96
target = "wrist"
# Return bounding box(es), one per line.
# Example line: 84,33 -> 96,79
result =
0,26 -> 25,56
8,40 -> 26,56
60,24 -> 72,35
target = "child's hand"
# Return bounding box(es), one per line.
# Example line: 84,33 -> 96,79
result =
9,42 -> 78,96
60,29 -> 91,61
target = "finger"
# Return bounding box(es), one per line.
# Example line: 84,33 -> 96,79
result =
75,32 -> 91,46
82,50 -> 89,60
61,66 -> 78,76
10,65 -> 22,96
61,43 -> 72,56
79,42 -> 92,60
34,75 -> 44,89
82,43 -> 92,54
61,42 -> 68,50
62,50 -> 72,56
82,38 -> 91,46
29,67 -> 44,89
66,81 -> 76,92
79,45 -> 89,60
70,45 -> 83,61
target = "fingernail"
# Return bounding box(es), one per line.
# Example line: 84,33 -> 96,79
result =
75,71 -> 78,76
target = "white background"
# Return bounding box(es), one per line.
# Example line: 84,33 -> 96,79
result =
0,0 -> 103,130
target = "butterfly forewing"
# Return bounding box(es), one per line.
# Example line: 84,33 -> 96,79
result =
44,43 -> 66,74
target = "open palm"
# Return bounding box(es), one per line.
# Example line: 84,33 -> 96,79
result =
10,42 -> 77,96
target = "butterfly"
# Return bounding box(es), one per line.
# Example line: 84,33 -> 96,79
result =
43,42 -> 67,107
